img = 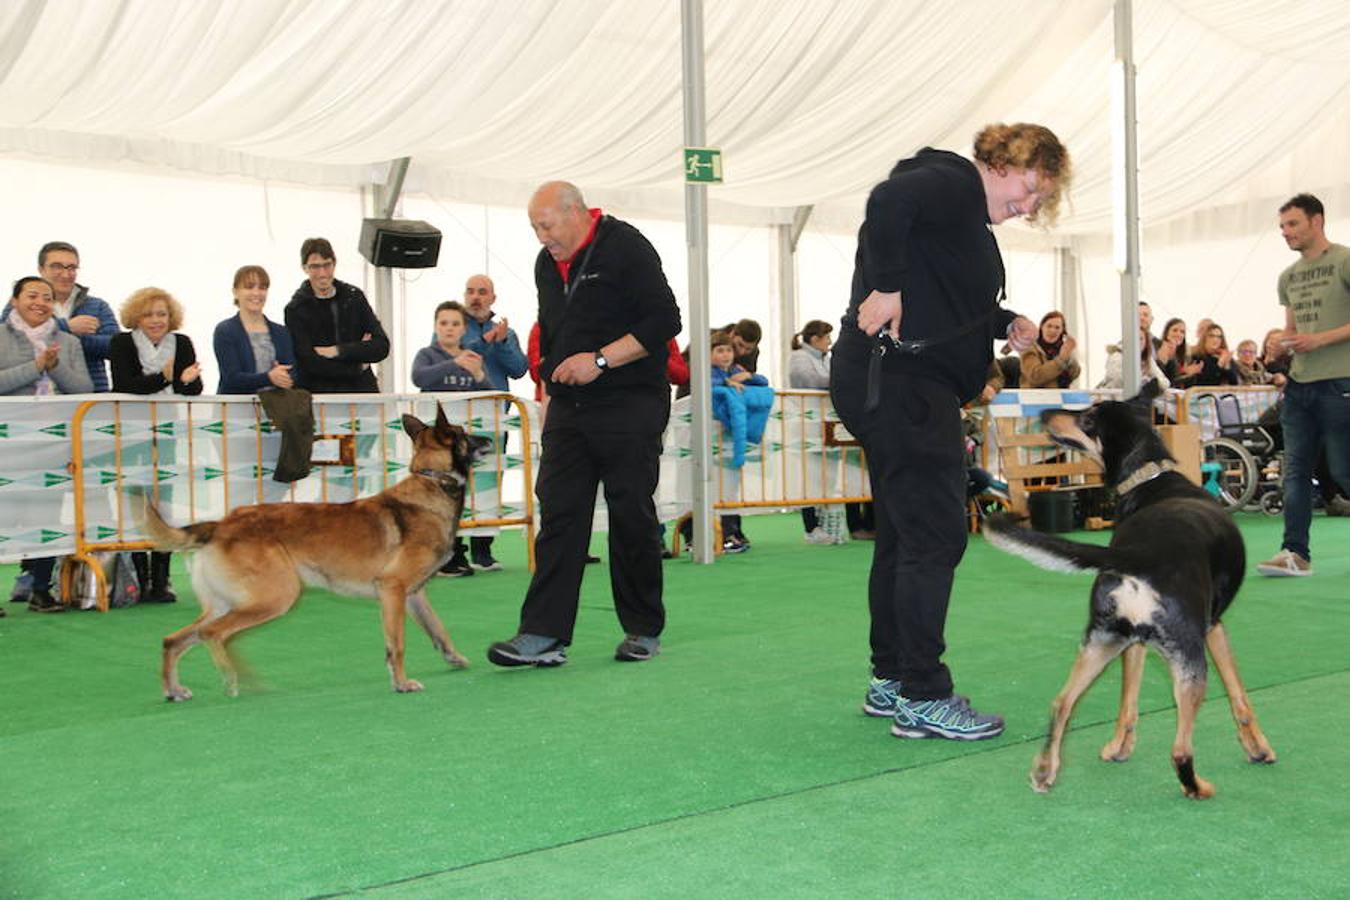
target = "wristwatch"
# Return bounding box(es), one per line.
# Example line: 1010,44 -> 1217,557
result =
594,351 -> 609,371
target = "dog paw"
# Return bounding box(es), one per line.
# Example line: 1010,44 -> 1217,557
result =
164,686 -> 193,702
1099,738 -> 1135,763
1247,746 -> 1277,765
395,679 -> 424,693
1181,777 -> 1216,800
1029,758 -> 1058,793
447,652 -> 470,669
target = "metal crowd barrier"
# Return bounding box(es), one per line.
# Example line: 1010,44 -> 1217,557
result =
1176,385 -> 1281,438
51,392 -> 535,611
657,390 -> 872,532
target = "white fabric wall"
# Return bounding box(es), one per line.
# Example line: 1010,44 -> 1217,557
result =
9,156 -> 1343,396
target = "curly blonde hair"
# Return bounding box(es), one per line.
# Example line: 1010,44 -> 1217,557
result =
974,123 -> 1071,226
120,287 -> 184,332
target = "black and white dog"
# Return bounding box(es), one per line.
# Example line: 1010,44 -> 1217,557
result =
984,382 -> 1275,798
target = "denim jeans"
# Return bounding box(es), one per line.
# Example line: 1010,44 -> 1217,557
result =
1280,376 -> 1350,560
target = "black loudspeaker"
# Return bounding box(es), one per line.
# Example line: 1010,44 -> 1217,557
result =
358,218 -> 442,268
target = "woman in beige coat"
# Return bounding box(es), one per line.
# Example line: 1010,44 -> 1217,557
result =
1019,311 -> 1080,388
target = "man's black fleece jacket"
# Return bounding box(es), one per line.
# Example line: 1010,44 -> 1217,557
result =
839,148 -> 1019,404
534,215 -> 682,409
284,279 -> 390,393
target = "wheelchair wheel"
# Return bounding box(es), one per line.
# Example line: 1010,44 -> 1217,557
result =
1201,437 -> 1259,511
1259,490 -> 1284,516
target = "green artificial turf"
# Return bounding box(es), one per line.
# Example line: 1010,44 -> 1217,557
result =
1,512 -> 1346,899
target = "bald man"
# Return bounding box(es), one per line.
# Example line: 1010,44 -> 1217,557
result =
460,274 -> 528,391
487,181 -> 681,667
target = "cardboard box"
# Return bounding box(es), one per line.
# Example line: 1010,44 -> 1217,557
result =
1158,424 -> 1202,485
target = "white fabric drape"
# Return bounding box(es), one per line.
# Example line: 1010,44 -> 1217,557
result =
2,0 -> 1349,236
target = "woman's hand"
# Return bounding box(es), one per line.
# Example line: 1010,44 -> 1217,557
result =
180,362 -> 202,384
37,345 -> 60,371
1059,335 -> 1078,359
857,290 -> 902,339
267,363 -> 294,389
1156,339 -> 1177,363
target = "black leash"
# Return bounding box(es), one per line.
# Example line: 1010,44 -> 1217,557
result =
862,290 -> 1004,413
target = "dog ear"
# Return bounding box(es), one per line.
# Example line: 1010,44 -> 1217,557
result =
1128,378 -> 1163,406
1041,410 -> 1095,453
435,403 -> 452,434
402,414 -> 427,441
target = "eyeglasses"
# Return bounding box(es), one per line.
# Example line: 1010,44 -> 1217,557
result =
44,263 -> 79,273
304,261 -> 335,272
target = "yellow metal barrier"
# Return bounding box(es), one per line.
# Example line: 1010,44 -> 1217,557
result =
709,389 -> 872,513
59,393 -> 536,611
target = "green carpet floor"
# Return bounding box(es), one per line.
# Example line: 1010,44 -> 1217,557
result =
2,512 -> 1346,899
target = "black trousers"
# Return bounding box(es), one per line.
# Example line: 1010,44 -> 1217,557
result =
831,345 -> 968,699
518,393 -> 667,643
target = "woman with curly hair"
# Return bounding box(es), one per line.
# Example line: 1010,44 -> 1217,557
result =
110,286 -> 203,603
831,122 -> 1071,742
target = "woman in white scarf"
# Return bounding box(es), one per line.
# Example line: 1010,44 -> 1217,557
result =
1,276 -> 94,613
108,287 -> 203,605
1,276 -> 93,396
109,287 -> 203,397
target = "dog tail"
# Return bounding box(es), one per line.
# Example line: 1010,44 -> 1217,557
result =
127,487 -> 216,551
983,512 -> 1120,575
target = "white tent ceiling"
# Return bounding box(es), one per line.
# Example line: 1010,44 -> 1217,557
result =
3,0 -> 1350,241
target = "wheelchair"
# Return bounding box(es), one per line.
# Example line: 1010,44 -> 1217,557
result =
1198,393 -> 1282,513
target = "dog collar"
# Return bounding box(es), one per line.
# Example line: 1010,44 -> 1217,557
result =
413,468 -> 466,489
1115,459 -> 1178,495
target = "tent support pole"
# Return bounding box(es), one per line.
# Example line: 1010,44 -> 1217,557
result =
1114,0 -> 1143,392
772,205 -> 813,388
682,0 -> 715,563
371,157 -> 411,391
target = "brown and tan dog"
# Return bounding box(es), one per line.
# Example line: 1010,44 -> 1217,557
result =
139,406 -> 489,701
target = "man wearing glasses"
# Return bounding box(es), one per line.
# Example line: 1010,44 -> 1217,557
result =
284,237 -> 390,393
3,242 -> 118,391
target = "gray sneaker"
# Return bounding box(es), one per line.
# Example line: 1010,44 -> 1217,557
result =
487,633 -> 567,667
1256,548 -> 1312,577
615,634 -> 660,662
863,677 -> 904,717
891,694 -> 1004,741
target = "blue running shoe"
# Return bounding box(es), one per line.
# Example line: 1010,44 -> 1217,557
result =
863,677 -> 903,717
891,695 -> 1004,741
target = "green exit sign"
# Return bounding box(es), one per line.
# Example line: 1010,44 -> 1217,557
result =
684,147 -> 723,183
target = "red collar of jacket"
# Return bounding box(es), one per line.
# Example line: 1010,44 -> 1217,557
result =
556,208 -> 603,282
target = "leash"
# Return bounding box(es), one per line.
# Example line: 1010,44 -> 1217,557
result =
863,291 -> 1005,413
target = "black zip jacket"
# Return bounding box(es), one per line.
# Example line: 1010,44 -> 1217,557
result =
284,279 -> 390,393
535,215 -> 682,406
837,148 -> 1018,404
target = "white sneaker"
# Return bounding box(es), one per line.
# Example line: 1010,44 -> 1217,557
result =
1256,549 -> 1312,577
804,527 -> 834,545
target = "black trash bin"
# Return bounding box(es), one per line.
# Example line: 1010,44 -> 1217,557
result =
1028,490 -> 1076,533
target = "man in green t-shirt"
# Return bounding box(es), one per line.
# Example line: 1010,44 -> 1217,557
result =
1257,193 -> 1350,577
